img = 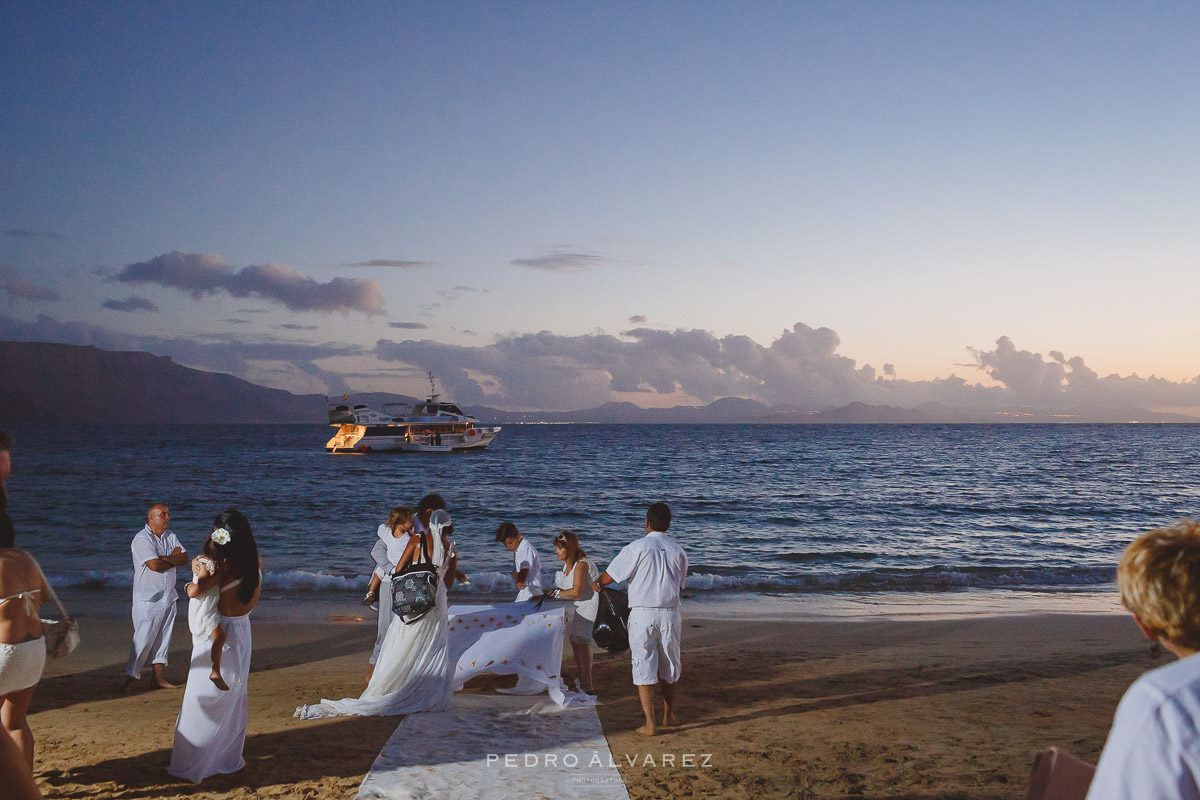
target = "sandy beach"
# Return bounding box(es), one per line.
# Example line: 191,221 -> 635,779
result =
28,592 -> 1152,799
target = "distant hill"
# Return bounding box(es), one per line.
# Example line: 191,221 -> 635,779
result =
3,341 -> 1198,424
0,342 -> 327,423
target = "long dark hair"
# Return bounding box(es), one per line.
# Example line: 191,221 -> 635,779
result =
211,508 -> 260,604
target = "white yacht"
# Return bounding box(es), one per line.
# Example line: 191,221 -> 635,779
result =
325,379 -> 501,453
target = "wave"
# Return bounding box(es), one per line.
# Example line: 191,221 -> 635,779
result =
45,565 -> 1118,596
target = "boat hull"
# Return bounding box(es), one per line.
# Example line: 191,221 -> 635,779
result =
325,425 -> 500,454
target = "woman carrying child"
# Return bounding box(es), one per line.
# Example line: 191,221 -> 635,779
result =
185,532 -> 228,690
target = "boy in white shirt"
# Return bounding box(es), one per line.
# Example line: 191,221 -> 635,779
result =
1084,519 -> 1200,800
595,502 -> 688,736
495,522 -> 542,601
1029,519 -> 1200,800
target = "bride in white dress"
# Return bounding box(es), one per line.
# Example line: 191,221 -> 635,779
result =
169,509 -> 261,783
297,510 -> 456,718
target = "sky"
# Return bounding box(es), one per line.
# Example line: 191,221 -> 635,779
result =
3,1 -> 1200,412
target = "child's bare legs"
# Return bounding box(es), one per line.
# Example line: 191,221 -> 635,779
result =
209,623 -> 229,691
363,572 -> 382,605
570,640 -> 594,694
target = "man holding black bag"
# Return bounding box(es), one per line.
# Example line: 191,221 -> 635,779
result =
594,502 -> 688,737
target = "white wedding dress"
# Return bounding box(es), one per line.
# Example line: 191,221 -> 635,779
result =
297,533 -> 452,718
169,580 -> 253,782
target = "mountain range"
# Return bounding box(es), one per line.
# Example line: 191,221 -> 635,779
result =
1,342 -> 1197,424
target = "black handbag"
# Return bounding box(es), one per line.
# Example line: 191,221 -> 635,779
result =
391,533 -> 439,624
591,586 -> 631,654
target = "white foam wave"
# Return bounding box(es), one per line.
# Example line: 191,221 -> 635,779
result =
42,566 -> 1116,595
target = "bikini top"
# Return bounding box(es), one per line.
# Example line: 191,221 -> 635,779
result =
0,589 -> 41,615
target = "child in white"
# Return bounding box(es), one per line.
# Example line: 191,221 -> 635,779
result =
494,521 -> 544,695
596,502 -> 687,737
1025,519 -> 1200,800
185,530 -> 228,690
494,522 -> 542,601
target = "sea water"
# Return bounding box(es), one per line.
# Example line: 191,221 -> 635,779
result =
5,423 -> 1199,608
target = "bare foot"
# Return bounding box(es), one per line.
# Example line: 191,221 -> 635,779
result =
662,713 -> 678,727
155,677 -> 181,689
634,723 -> 656,737
210,670 -> 230,691
121,676 -> 139,694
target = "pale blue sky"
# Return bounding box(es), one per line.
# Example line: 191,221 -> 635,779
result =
3,1 -> 1199,410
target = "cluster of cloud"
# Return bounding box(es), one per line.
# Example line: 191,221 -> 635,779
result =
376,324 -> 1200,412
6,307 -> 1200,413
510,251 -> 608,273
1,266 -> 58,302
4,229 -> 62,240
114,251 -> 385,315
102,296 -> 159,313
339,259 -> 430,269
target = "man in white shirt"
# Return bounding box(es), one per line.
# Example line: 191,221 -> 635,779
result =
123,503 -> 188,691
595,502 -> 688,736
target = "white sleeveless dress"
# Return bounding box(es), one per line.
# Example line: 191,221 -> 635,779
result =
296,533 -> 452,718
169,578 -> 254,782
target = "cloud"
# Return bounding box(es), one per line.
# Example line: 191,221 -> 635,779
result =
340,260 -> 430,269
0,313 -> 364,395
102,296 -> 159,313
510,252 -> 607,273
4,229 -> 62,240
277,323 -> 319,331
113,251 -> 385,315
627,315 -> 647,324
1,267 -> 59,302
373,324 -> 1200,412
389,322 -> 428,330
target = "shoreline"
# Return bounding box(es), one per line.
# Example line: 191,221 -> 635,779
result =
53,584 -> 1125,624
30,591 -> 1149,798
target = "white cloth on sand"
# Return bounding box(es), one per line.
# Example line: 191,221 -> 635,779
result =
169,612 -> 252,783
298,530 -> 451,718
450,602 -> 595,708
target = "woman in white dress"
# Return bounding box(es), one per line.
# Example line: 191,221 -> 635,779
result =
296,510 -> 456,718
169,509 -> 261,783
545,531 -> 600,694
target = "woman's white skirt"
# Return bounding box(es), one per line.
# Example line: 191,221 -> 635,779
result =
169,614 -> 252,783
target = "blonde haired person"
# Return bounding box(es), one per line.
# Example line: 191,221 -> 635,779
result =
544,531 -> 600,695
1028,520 -> 1200,800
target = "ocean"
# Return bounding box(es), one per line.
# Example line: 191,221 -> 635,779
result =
5,422 -> 1199,608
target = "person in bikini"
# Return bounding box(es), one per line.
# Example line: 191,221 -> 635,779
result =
0,431 -> 51,799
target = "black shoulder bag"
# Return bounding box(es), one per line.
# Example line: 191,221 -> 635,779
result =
391,533 -> 439,624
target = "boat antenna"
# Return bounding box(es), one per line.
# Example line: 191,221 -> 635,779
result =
427,371 -> 439,403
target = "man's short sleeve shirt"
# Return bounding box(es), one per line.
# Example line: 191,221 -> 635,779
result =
605,532 -> 688,609
131,526 -> 180,603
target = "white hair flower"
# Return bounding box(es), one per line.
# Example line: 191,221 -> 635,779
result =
211,528 -> 231,546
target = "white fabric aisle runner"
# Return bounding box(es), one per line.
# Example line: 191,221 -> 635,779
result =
356,694 -> 629,800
